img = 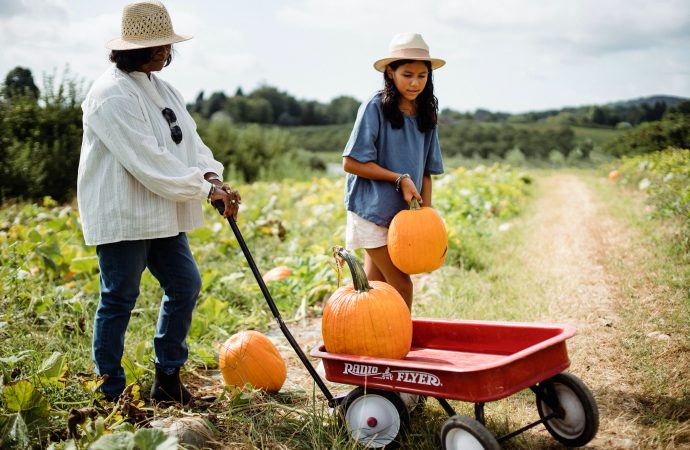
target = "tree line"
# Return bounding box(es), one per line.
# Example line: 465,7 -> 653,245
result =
189,86 -> 361,126
1,65 -> 686,202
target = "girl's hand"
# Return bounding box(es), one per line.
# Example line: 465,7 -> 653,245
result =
400,177 -> 423,206
209,184 -> 241,219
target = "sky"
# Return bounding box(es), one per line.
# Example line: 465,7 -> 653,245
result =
1,0 -> 689,113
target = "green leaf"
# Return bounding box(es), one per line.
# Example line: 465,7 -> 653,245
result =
0,413 -> 30,449
69,256 -> 98,273
0,350 -> 34,366
4,379 -> 50,424
28,229 -> 42,243
34,352 -> 67,386
90,432 -> 135,450
133,428 -> 178,450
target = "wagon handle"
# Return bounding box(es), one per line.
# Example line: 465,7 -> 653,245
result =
212,200 -> 335,404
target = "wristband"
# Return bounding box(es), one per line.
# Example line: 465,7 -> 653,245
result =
207,184 -> 216,201
395,173 -> 410,192
206,175 -> 222,183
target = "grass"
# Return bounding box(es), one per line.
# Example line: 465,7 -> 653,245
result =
571,125 -> 625,146
588,173 -> 690,447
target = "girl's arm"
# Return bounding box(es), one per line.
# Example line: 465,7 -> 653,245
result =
343,157 -> 399,183
421,174 -> 432,207
343,156 -> 423,205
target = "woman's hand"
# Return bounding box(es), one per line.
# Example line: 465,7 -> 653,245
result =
209,183 -> 241,219
400,177 -> 423,206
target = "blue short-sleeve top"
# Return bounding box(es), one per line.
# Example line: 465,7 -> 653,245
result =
342,93 -> 444,227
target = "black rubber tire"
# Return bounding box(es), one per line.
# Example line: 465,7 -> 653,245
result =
340,387 -> 410,449
440,414 -> 500,450
536,372 -> 599,447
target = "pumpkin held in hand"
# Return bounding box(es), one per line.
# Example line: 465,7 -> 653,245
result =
322,247 -> 412,359
388,198 -> 448,274
219,330 -> 286,392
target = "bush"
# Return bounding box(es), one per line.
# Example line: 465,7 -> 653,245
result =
198,119 -> 324,182
0,70 -> 84,202
615,148 -> 690,248
604,113 -> 690,157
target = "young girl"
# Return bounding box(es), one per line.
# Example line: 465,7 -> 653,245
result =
342,32 -> 445,309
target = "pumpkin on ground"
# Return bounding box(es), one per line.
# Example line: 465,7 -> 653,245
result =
608,170 -> 621,181
388,198 -> 447,274
322,247 -> 412,359
262,265 -> 293,282
218,330 -> 286,392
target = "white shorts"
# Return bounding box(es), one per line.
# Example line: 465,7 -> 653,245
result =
345,211 -> 388,251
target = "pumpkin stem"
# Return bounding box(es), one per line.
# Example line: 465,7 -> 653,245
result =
410,197 -> 421,210
333,246 -> 372,292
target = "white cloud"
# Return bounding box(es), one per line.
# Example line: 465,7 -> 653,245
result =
0,0 -> 688,112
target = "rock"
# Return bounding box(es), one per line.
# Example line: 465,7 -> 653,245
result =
151,416 -> 217,448
646,331 -> 671,341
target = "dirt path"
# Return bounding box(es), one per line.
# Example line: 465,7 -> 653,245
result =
518,173 -> 652,449
263,173 -> 672,448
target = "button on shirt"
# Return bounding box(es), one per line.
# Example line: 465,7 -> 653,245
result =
77,66 -> 223,246
343,93 -> 444,227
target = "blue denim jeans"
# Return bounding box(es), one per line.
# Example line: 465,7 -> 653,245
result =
93,233 -> 201,397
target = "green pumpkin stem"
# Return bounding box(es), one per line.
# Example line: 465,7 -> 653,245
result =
410,197 -> 421,210
333,246 -> 372,292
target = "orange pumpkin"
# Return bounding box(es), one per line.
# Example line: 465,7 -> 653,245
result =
322,247 -> 412,359
262,265 -> 293,282
608,170 -> 620,181
218,331 -> 286,392
388,198 -> 447,274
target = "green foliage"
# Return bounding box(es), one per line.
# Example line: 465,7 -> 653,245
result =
2,67 -> 39,100
0,165 -> 532,448
604,112 -> 690,157
0,67 -> 85,202
197,119 -> 325,182
438,120 -> 575,160
434,164 -> 532,269
614,148 -> 690,248
190,84 -> 360,126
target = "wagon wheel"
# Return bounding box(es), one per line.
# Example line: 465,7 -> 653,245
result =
536,372 -> 599,447
341,387 -> 409,449
440,414 -> 500,450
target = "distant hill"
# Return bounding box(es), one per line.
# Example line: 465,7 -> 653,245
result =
605,95 -> 688,109
441,95 -> 690,127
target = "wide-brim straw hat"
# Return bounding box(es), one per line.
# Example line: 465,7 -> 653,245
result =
374,32 -> 445,72
106,0 -> 192,50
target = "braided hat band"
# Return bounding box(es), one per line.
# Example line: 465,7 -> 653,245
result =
106,0 -> 192,50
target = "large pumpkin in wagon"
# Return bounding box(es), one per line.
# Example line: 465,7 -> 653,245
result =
321,247 -> 412,359
388,198 -> 447,274
218,330 -> 286,392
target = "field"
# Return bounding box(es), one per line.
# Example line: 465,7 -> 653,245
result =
1,157 -> 688,449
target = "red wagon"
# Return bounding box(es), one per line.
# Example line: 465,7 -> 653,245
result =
311,318 -> 599,449
216,203 -> 599,449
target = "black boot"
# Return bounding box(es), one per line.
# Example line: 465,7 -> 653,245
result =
150,367 -> 193,405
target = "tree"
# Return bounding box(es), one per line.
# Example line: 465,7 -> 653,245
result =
3,66 -> 39,100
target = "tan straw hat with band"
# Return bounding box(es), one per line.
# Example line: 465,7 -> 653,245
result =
374,32 -> 445,72
106,0 -> 192,50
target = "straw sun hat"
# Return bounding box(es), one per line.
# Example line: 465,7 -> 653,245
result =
373,32 -> 445,72
106,0 -> 192,50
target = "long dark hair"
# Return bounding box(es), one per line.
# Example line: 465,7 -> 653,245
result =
381,59 -> 438,132
109,46 -> 173,73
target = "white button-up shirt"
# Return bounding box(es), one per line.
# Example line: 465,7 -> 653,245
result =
77,66 -> 223,246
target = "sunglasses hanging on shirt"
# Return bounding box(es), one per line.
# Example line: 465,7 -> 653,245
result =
161,107 -> 183,144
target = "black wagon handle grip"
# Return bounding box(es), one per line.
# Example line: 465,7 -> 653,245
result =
212,200 -> 225,216
210,199 -> 335,404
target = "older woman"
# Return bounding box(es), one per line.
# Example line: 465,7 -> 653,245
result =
77,0 -> 238,404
